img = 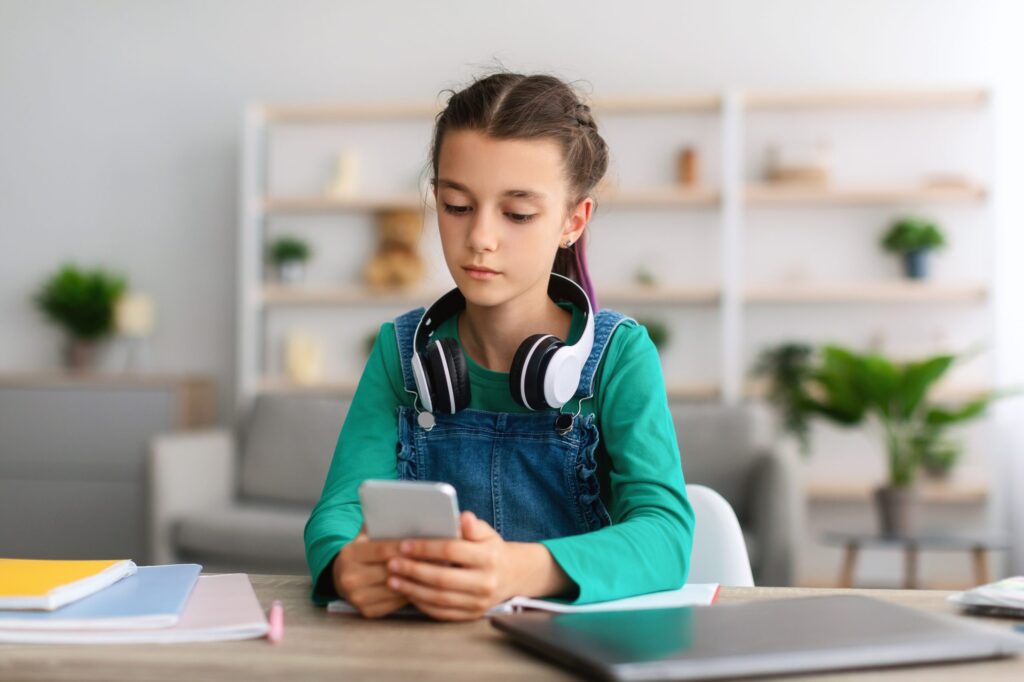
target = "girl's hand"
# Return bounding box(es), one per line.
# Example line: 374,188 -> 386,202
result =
333,529 -> 410,618
385,511 -> 569,621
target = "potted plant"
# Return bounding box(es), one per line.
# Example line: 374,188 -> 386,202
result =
635,317 -> 670,352
269,236 -> 311,284
753,343 -> 1006,536
34,265 -> 127,371
880,216 -> 946,279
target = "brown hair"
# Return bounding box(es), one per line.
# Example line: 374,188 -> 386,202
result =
428,72 -> 609,308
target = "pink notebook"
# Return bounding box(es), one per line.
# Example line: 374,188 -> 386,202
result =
0,574 -> 269,644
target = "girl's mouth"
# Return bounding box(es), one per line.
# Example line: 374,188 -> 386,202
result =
464,266 -> 500,280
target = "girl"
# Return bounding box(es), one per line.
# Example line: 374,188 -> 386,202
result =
304,72 -> 694,621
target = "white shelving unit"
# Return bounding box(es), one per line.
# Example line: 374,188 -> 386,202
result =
238,88 -> 992,422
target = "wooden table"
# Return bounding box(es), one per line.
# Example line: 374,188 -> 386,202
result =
824,532 -> 1010,589
1,575 -> 1022,681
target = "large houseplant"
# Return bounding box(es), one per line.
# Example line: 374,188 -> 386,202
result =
34,265 -> 128,371
753,343 -> 1003,536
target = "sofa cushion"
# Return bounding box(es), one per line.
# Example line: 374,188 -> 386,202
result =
670,402 -> 772,514
239,395 -> 349,504
174,504 -> 309,566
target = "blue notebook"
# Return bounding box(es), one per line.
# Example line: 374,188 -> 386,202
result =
0,564 -> 201,630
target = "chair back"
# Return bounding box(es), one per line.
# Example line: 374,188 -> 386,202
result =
686,483 -> 755,586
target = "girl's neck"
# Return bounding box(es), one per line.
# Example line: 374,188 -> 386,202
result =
457,287 -> 573,373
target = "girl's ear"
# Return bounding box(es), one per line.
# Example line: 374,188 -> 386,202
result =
562,196 -> 593,245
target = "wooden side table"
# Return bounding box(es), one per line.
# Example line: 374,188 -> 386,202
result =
823,532 -> 1009,589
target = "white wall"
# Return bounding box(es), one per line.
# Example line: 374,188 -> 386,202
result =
2,0 -> 1022,571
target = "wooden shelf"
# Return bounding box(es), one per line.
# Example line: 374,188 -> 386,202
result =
260,94 -> 721,124
599,187 -> 720,207
258,377 -> 360,395
745,378 -> 992,403
806,480 -> 989,504
601,286 -> 720,305
665,382 -> 721,401
261,285 -> 721,307
261,187 -> 719,215
592,95 -> 721,114
744,282 -> 988,304
262,194 -> 427,214
261,285 -> 439,307
745,183 -> 986,206
744,88 -> 988,111
258,376 -> 719,401
0,371 -> 212,389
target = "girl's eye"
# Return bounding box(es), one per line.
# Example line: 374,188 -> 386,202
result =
506,212 -> 535,224
443,203 -> 471,215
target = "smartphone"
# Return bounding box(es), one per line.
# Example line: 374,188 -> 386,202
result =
358,479 -> 461,540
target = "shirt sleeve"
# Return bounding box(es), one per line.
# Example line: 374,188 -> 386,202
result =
303,322 -> 408,604
539,321 -> 695,604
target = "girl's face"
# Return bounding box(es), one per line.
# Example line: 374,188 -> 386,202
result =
433,129 -> 590,309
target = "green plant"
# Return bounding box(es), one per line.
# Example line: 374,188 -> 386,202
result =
34,265 -> 127,341
635,318 -> 670,350
269,236 -> 311,265
633,266 -> 658,288
881,217 -> 946,254
754,343 -> 1010,487
751,342 -> 815,453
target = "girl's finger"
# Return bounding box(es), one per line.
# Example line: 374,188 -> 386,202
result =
339,563 -> 390,590
398,538 -> 489,567
360,596 -> 409,619
388,574 -> 488,612
387,557 -> 492,596
350,538 -> 404,563
350,584 -> 403,606
409,598 -> 483,622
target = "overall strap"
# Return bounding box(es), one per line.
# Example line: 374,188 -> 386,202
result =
575,309 -> 634,399
393,307 -> 426,394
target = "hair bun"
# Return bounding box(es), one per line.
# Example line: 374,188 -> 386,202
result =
574,102 -> 594,128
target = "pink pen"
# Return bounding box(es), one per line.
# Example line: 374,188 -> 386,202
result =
267,600 -> 284,645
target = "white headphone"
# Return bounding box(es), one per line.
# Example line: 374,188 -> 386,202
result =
411,273 -> 595,418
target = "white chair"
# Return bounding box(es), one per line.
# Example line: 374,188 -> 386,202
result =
686,484 -> 755,587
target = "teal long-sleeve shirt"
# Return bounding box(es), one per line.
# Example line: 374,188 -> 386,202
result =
304,306 -> 694,605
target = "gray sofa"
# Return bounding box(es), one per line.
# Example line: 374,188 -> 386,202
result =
148,395 -> 800,584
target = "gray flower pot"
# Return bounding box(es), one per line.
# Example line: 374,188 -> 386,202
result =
874,485 -> 918,537
276,260 -> 306,284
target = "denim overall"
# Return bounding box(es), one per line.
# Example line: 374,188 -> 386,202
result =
393,307 -> 633,543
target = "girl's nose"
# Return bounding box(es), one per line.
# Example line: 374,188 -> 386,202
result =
466,212 -> 498,253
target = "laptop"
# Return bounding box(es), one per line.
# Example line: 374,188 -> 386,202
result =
491,595 -> 1024,681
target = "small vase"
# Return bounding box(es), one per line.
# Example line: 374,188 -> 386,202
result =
873,485 -> 918,537
903,249 -> 929,279
63,339 -> 99,372
277,260 -> 306,285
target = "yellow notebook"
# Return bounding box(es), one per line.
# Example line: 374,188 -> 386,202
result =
0,559 -> 137,611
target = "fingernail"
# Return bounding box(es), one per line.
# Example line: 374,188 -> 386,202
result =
388,558 -> 400,571
388,577 -> 401,589
400,541 -> 412,553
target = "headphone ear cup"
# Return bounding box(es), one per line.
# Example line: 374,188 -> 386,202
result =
510,334 -> 562,409
423,338 -> 470,414
436,337 -> 470,412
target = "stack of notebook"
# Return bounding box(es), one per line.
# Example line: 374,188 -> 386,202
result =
0,559 -> 269,643
949,576 -> 1024,618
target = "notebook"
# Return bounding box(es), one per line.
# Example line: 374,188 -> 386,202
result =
0,559 -> 137,611
949,576 -> 1024,617
327,583 -> 720,617
0,564 -> 200,630
0,574 -> 268,644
